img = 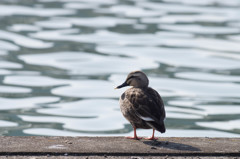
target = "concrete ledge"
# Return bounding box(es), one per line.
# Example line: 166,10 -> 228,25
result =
0,137 -> 240,158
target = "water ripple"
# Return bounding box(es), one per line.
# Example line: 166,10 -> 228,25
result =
0,4 -> 75,16
0,86 -> 31,94
0,96 -> 59,110
19,52 -> 158,75
0,30 -> 53,49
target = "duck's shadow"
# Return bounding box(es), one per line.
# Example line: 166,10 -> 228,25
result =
143,140 -> 201,151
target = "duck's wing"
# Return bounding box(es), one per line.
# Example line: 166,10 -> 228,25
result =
126,88 -> 165,130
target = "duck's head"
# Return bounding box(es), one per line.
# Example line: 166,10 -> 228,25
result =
115,71 -> 149,89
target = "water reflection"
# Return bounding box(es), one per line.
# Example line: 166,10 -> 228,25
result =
0,0 -> 240,137
0,30 -> 53,48
0,4 -> 75,16
0,86 -> 31,94
19,52 -> 158,75
0,97 -> 59,110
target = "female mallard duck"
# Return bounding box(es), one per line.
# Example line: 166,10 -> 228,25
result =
115,71 -> 166,140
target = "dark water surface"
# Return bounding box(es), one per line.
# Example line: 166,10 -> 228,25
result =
0,0 -> 240,137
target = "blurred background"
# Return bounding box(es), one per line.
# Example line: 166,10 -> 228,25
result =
0,0 -> 240,137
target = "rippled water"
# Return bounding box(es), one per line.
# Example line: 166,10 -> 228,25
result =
0,0 -> 240,137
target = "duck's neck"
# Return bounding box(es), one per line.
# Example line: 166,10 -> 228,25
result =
132,86 -> 148,90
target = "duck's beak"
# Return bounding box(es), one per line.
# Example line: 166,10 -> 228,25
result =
115,81 -> 129,89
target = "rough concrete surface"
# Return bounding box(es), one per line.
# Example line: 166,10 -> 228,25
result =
0,137 -> 239,158
0,156 -> 239,159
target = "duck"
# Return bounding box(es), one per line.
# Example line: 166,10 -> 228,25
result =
115,71 -> 166,140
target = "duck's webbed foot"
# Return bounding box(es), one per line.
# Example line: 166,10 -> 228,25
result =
144,136 -> 158,140
126,127 -> 142,140
144,129 -> 158,140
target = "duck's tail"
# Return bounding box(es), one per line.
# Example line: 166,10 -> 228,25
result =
148,121 -> 166,133
156,122 -> 166,133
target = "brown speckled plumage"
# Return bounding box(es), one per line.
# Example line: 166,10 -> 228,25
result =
120,87 -> 165,132
116,71 -> 166,140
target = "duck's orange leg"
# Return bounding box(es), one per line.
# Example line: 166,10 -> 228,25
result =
145,129 -> 158,140
126,127 -> 142,140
